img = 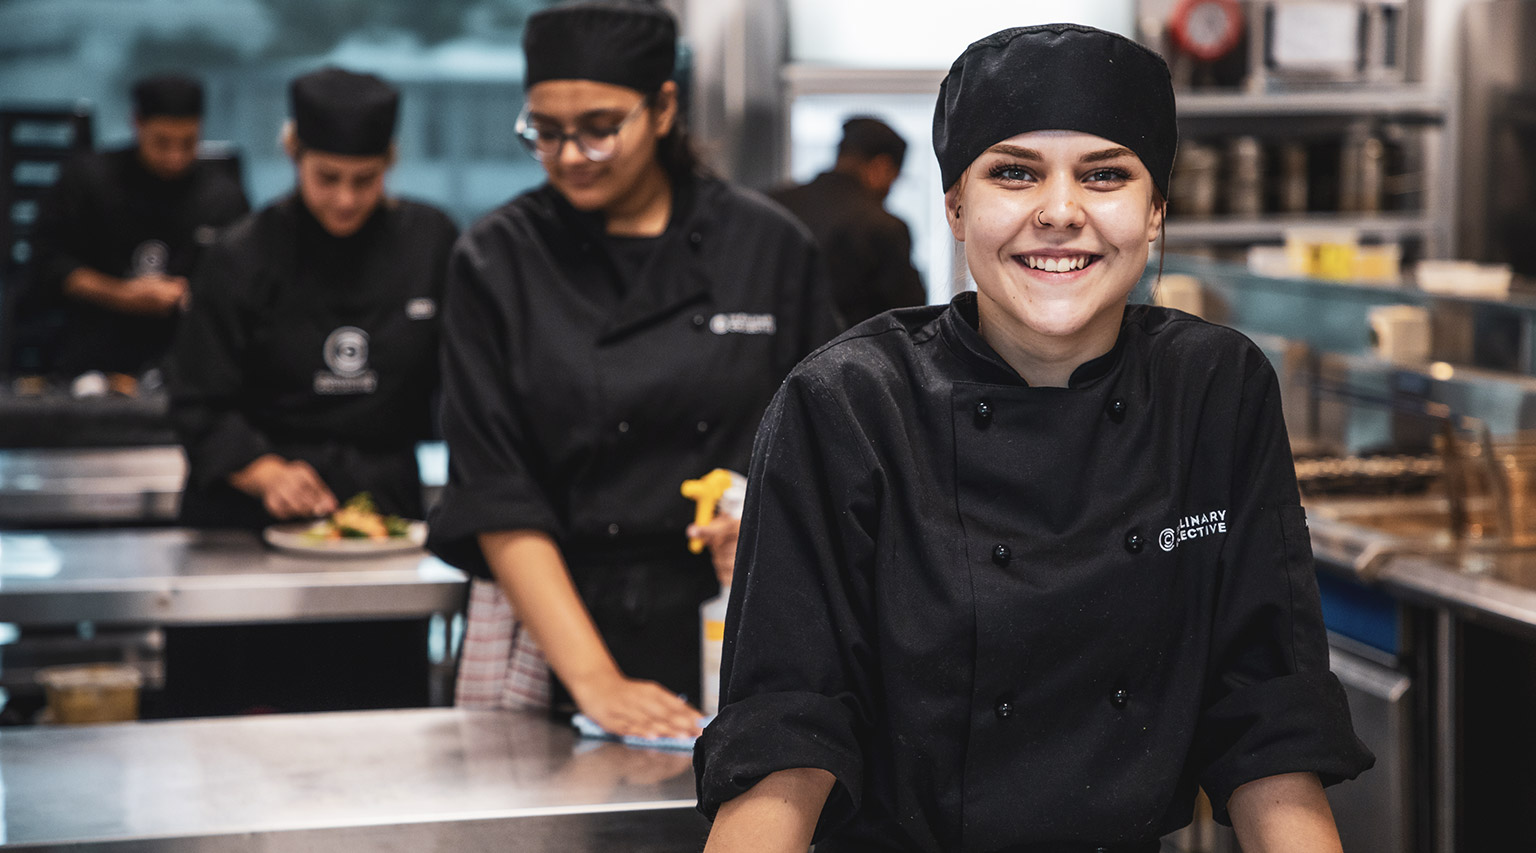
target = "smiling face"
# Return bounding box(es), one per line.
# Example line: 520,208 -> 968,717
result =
524,79 -> 675,214
293,149 -> 390,237
947,130 -> 1165,380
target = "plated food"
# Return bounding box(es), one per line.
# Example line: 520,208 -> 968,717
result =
263,493 -> 427,556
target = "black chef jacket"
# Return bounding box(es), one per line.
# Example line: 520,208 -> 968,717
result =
769,171 -> 926,328
166,195 -> 458,528
427,174 -> 839,699
695,293 -> 1374,852
32,146 -> 250,376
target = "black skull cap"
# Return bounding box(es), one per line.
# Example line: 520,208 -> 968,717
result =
523,0 -> 677,94
132,74 -> 204,119
933,23 -> 1177,197
290,66 -> 399,156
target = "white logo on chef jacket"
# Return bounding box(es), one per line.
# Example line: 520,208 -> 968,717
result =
314,326 -> 378,395
709,312 -> 776,335
1159,508 -> 1229,552
130,240 -> 170,277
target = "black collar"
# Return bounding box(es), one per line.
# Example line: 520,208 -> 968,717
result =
939,291 -> 1129,389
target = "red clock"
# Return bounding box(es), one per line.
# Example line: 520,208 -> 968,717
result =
1169,0 -> 1245,62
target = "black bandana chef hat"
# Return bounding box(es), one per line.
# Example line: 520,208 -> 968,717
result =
523,0 -> 677,94
290,67 -> 399,157
132,74 -> 204,119
933,23 -> 1178,198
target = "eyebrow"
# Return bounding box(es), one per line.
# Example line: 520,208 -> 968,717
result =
528,107 -> 631,124
985,144 -> 1138,164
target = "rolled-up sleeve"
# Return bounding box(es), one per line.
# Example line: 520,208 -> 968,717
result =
695,369 -> 876,838
426,235 -> 561,578
1196,360 -> 1374,823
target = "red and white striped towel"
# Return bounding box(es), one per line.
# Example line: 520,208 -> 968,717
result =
455,577 -> 551,710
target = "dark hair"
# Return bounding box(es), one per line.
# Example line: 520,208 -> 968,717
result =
838,117 -> 907,170
646,90 -> 708,180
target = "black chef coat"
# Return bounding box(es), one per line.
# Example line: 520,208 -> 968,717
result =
166,195 -> 458,528
695,293 -> 1374,852
32,146 -> 250,376
769,170 -> 926,328
427,174 -> 839,700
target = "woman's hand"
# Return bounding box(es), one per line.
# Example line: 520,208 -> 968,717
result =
229,454 -> 339,519
567,669 -> 705,740
688,515 -> 741,587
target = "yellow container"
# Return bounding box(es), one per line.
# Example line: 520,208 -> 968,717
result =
36,664 -> 142,724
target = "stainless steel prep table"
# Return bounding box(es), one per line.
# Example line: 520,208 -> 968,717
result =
0,442 -> 449,528
0,708 -> 708,851
0,528 -> 465,627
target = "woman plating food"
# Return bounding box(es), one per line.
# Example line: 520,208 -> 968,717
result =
696,24 -> 1373,852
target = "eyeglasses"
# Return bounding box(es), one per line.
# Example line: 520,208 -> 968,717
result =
514,101 -> 648,163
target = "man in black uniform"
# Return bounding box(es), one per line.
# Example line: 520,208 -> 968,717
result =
32,74 -> 249,382
162,67 -> 458,716
770,117 -> 926,328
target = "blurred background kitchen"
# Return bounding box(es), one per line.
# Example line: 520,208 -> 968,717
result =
3,0 -> 1536,850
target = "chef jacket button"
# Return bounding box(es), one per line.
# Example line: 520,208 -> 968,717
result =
1123,530 -> 1144,554
688,231 -> 703,247
991,543 -> 1011,566
691,313 -> 707,330
994,699 -> 1013,719
696,421 -> 709,433
1111,689 -> 1128,709
974,399 -> 992,425
617,421 -> 630,433
607,523 -> 620,537
1106,398 -> 1127,423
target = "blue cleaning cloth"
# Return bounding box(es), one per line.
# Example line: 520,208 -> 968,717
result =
570,712 -> 714,751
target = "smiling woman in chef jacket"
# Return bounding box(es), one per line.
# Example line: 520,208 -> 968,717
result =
426,0 -> 837,739
696,24 -> 1375,853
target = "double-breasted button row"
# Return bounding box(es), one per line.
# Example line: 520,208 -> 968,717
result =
972,397 -> 1127,427
989,531 -> 1141,565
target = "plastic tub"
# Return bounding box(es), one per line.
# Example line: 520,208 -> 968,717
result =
36,664 -> 142,724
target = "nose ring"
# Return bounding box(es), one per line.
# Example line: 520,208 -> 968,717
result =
1036,208 -> 1048,227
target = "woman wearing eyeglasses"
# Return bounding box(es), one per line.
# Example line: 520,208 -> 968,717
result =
427,0 -> 837,738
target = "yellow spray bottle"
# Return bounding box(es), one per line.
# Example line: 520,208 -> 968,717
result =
681,468 -> 746,715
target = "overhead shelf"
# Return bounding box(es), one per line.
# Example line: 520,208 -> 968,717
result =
1165,212 -> 1439,245
1176,88 -> 1449,121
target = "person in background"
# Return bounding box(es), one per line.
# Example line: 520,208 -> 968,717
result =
428,0 -> 837,739
698,24 -> 1373,852
31,73 -> 249,388
161,67 -> 458,716
770,116 -> 926,327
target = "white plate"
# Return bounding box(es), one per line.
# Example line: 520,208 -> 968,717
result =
262,520 -> 428,557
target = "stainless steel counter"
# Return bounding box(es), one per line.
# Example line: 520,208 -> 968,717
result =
0,447 -> 186,526
0,708 -> 707,851
0,529 -> 465,627
0,443 -> 449,527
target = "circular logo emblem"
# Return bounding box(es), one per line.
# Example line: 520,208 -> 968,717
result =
709,314 -> 730,335
1159,528 -> 1177,552
323,326 -> 370,377
131,240 -> 170,277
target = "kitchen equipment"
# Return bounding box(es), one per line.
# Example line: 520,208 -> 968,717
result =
1368,304 -> 1431,365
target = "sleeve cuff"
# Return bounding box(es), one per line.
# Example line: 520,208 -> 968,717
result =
425,485 -> 562,578
1198,671 -> 1376,825
694,690 -> 864,840
188,417 -> 275,489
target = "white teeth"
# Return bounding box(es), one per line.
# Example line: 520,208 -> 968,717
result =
1023,255 -> 1090,272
